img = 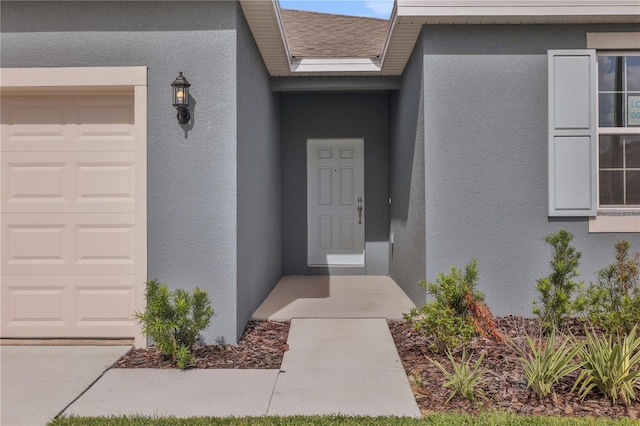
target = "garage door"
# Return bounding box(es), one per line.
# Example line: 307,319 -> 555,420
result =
1,88 -> 146,339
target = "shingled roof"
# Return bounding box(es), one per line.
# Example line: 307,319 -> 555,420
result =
279,9 -> 389,59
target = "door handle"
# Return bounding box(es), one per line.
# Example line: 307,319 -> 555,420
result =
357,197 -> 363,224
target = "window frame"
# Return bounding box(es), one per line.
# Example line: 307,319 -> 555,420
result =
586,33 -> 640,233
595,52 -> 640,209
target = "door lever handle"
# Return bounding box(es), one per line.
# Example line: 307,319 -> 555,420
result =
357,205 -> 363,224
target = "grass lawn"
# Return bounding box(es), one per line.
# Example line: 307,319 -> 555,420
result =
48,413 -> 640,425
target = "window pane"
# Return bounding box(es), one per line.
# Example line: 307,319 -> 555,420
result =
626,170 -> 640,205
627,135 -> 640,168
600,135 -> 624,168
599,93 -> 616,127
627,56 -> 640,91
599,170 -> 624,205
598,56 -> 619,92
630,93 -> 640,127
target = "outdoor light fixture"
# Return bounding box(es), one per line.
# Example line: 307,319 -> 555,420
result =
171,72 -> 191,124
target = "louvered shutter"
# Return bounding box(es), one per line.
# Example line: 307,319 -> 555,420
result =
548,50 -> 597,216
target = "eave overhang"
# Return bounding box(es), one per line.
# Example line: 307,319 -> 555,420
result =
242,0 -> 640,77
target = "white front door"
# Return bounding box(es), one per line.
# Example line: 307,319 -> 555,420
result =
307,139 -> 365,266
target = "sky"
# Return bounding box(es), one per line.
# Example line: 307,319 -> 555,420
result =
278,0 -> 394,19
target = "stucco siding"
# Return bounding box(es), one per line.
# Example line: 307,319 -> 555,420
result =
281,93 -> 390,275
236,7 -> 282,341
389,34 -> 427,305
422,24 -> 640,317
1,1 -> 240,344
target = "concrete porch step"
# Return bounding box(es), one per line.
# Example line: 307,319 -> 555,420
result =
252,275 -> 416,321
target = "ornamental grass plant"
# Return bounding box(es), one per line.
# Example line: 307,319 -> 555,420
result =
511,330 -> 583,399
573,325 -> 640,405
427,348 -> 488,403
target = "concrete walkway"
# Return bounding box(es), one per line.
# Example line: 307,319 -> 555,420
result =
1,346 -> 130,426
3,276 -> 420,423
64,318 -> 420,418
268,318 -> 419,417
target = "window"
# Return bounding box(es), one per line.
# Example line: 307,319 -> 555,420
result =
597,54 -> 640,208
548,36 -> 640,232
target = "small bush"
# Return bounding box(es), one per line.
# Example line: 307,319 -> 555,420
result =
578,240 -> 640,334
422,259 -> 483,318
404,302 -> 475,353
135,279 -> 214,369
532,229 -> 583,333
428,348 -> 488,403
511,330 -> 583,399
573,325 -> 640,405
405,260 -> 504,352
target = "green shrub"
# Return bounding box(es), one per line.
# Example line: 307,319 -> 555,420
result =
578,240 -> 640,334
532,229 -> 583,333
421,258 -> 483,318
511,330 -> 583,399
427,348 -> 488,403
406,259 -> 503,352
573,325 -> 640,405
404,302 -> 475,353
134,279 -> 214,369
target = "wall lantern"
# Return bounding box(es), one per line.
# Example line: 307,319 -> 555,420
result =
171,72 -> 191,124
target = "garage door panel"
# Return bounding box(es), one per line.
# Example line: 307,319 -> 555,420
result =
2,151 -> 135,213
4,224 -> 66,265
1,94 -> 135,152
76,287 -> 135,322
5,286 -> 66,323
1,83 -> 144,340
0,98 -> 70,146
1,274 -> 138,338
2,213 -> 136,275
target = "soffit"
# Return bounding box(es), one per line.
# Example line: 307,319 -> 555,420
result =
240,0 -> 640,77
239,0 -> 291,77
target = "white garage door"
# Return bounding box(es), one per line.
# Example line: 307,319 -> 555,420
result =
1,87 -> 146,339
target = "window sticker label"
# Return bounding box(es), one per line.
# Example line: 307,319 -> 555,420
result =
629,96 -> 640,126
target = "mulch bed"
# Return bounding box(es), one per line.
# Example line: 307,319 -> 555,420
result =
114,317 -> 639,419
114,320 -> 289,369
389,316 -> 639,419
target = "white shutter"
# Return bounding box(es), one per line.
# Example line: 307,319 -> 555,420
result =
548,50 -> 597,216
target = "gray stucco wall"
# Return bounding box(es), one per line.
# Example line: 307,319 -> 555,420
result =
281,93 -> 390,275
1,1 -> 241,343
422,24 -> 640,316
236,7 -> 282,341
389,34 -> 427,305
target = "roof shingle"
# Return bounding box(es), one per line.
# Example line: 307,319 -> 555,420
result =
280,9 -> 389,58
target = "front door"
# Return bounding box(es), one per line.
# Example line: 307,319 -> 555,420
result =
307,139 -> 364,266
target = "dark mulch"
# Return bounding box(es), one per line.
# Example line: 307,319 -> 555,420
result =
114,320 -> 289,369
114,316 -> 640,420
389,316 -> 640,419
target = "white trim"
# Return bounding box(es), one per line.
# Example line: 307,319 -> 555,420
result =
397,1 -> 640,18
272,0 -> 293,68
588,33 -> 640,50
292,58 -> 381,74
0,67 -> 147,88
589,216 -> 640,233
133,84 -> 148,349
